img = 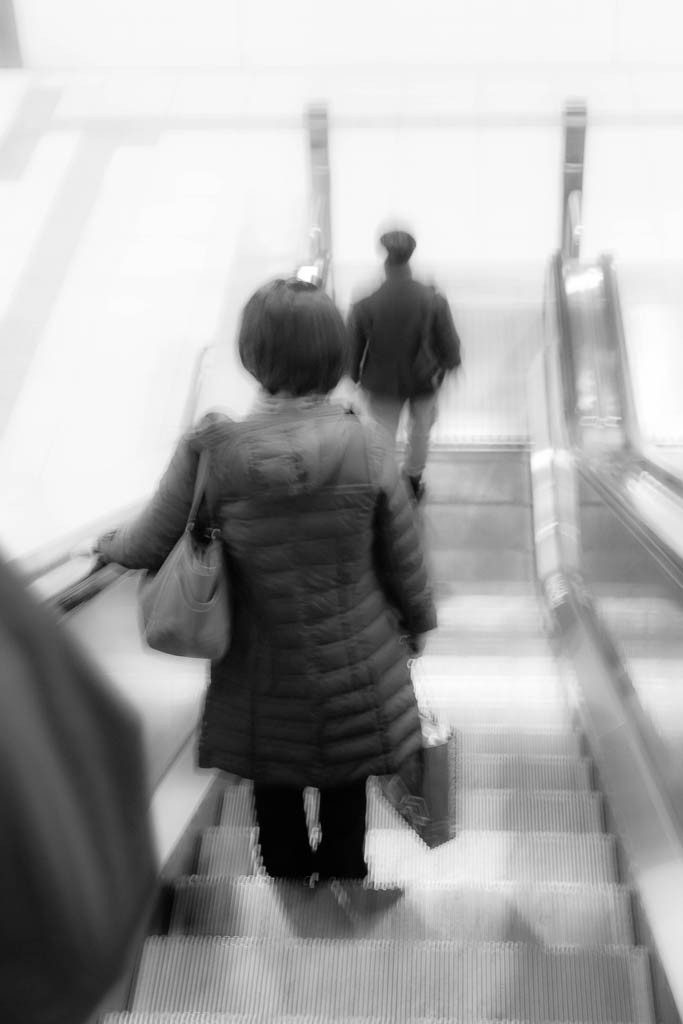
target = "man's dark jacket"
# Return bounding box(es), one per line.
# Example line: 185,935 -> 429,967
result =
348,269 -> 461,400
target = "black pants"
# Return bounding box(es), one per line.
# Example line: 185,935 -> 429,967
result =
253,781 -> 368,880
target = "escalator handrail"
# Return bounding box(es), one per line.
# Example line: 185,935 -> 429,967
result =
546,247 -> 683,774
536,252 -> 683,1021
551,251 -> 579,443
557,250 -> 683,560
599,252 -> 642,450
550,246 -> 683,814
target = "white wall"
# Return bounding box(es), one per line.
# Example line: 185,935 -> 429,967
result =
12,0 -> 683,70
0,95 -> 308,559
583,120 -> 683,261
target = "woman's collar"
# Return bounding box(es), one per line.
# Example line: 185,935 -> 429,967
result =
251,390 -> 332,415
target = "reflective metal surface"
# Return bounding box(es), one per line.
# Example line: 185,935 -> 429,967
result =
533,250 -> 683,1024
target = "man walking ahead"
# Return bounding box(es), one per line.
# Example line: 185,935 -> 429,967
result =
348,230 -> 461,502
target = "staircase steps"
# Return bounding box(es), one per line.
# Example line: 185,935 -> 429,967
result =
218,756 -> 593,836
107,558 -> 656,1024
169,875 -> 633,946
129,936 -> 653,1021
368,787 -> 602,833
365,829 -> 619,885
104,1016 -> 648,1024
453,725 -> 582,757
199,824 -> 619,885
432,699 -> 572,729
196,828 -> 260,878
455,754 -> 592,789
417,658 -> 565,701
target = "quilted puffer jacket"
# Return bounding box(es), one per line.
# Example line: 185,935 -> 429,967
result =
98,397 -> 437,788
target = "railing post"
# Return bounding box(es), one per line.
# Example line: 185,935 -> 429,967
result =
561,101 -> 587,260
0,0 -> 22,67
305,104 -> 333,293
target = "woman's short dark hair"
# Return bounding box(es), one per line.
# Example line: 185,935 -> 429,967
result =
238,279 -> 347,397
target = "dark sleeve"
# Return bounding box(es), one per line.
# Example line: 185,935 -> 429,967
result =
372,441 -> 438,636
96,431 -> 201,571
0,555 -> 156,1024
347,301 -> 370,383
431,292 -> 461,371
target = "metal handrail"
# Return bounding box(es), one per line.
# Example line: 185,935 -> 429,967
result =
556,248 -> 683,555
599,253 -> 642,452
532,250 -> 683,1023
564,189 -> 583,260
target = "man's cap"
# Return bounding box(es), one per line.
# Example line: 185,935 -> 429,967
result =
379,230 -> 416,264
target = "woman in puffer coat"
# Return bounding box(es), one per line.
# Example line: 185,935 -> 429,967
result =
97,278 -> 437,881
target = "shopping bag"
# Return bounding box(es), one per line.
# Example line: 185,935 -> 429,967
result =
380,711 -> 454,848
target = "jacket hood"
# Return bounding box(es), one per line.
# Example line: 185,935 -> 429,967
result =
244,399 -> 351,497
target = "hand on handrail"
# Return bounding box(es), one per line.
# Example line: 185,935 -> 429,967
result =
69,540 -> 110,575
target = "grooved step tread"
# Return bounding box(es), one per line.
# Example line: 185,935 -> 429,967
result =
433,593 -> 545,633
454,726 -> 582,757
419,654 -> 561,683
170,876 -> 633,946
427,548 -> 535,583
457,789 -> 602,832
107,1017 -> 643,1024
597,596 -> 683,637
432,700 -> 573,729
424,634 -> 553,656
131,937 -> 653,1022
219,756 -> 593,833
197,828 -> 259,877
201,827 -> 619,885
109,1017 -> 642,1024
456,754 -> 592,790
369,788 -> 603,833
220,776 -> 598,839
365,828 -> 618,885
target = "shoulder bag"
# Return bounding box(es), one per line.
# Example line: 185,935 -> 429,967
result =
138,450 -> 231,660
412,286 -> 445,395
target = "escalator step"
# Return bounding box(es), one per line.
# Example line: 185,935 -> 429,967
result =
454,726 -> 581,757
597,596 -> 683,639
130,937 -> 654,1021
368,788 -> 602,833
455,789 -> 603,832
197,828 -> 261,877
220,784 -> 256,828
218,756 -> 592,834
108,1016 -> 581,1024
433,699 -> 572,729
419,656 -> 563,701
201,826 -> 618,884
454,754 -> 592,790
170,875 -> 633,946
365,828 -> 618,885
432,592 -> 546,633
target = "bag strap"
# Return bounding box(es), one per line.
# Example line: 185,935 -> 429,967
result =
187,449 -> 211,530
